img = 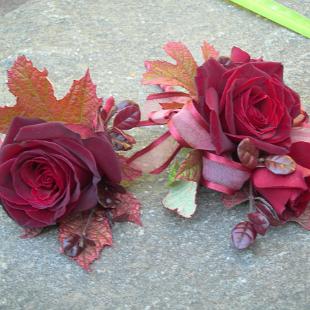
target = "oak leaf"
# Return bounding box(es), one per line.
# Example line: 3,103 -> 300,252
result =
143,42 -> 198,96
201,41 -> 219,61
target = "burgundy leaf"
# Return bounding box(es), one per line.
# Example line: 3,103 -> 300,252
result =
237,138 -> 259,169
118,155 -> 142,182
112,192 -> 142,226
109,127 -> 136,151
264,155 -> 296,175
231,221 -> 257,250
116,100 -> 136,111
222,187 -> 249,209
290,204 -> 310,230
113,102 -> 141,130
20,227 -> 43,239
247,212 -> 270,235
58,208 -> 112,271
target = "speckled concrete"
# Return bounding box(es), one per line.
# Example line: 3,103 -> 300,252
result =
0,1 -> 309,309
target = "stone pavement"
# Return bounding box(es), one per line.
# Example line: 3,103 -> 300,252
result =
0,1 -> 309,309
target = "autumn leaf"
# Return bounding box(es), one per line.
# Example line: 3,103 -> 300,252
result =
112,192 -> 142,226
143,42 -> 198,96
58,208 -> 112,271
56,70 -> 103,127
201,41 -> 219,61
175,150 -> 202,183
0,56 -> 102,133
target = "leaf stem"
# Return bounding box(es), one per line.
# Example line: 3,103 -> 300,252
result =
249,181 -> 254,212
82,208 -> 96,237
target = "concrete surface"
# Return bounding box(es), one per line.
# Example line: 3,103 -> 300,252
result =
0,0 -> 309,309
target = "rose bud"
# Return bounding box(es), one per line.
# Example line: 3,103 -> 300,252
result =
0,117 -> 121,228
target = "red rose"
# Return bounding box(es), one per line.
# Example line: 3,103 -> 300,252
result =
0,117 -> 121,228
195,47 -> 301,155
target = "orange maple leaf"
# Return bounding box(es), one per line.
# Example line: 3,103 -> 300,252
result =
0,56 -> 102,133
142,42 -> 198,96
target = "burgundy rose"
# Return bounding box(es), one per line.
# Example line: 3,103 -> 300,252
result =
0,117 -> 121,228
195,47 -> 301,155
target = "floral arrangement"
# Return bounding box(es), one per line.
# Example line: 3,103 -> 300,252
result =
1,41 -> 309,271
128,41 -> 310,249
0,57 -> 142,270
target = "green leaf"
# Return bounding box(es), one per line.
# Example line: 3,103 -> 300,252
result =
167,160 -> 180,186
163,180 -> 198,218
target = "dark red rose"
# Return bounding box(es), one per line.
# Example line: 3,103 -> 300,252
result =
0,117 -> 121,228
195,47 -> 301,155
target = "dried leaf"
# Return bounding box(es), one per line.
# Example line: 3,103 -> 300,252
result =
112,192 -> 142,226
143,42 -> 198,96
59,209 -> 112,271
0,56 -> 102,133
237,138 -> 259,169
290,204 -> 310,230
118,155 -> 142,182
222,188 -> 249,209
201,41 -> 219,61
264,155 -> 296,175
175,150 -> 202,183
231,221 -> 257,250
57,70 -> 103,127
113,103 -> 141,130
163,180 -> 198,218
20,227 -> 43,239
247,212 -> 269,235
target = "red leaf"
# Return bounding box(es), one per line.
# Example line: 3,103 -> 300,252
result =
201,41 -> 219,61
222,188 -> 249,209
264,155 -> 296,175
20,227 -> 43,239
237,138 -> 259,169
143,42 -> 198,96
247,212 -> 269,235
112,192 -> 142,226
231,221 -> 257,250
290,204 -> 310,230
58,209 -> 112,271
118,155 -> 142,182
113,103 -> 141,130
